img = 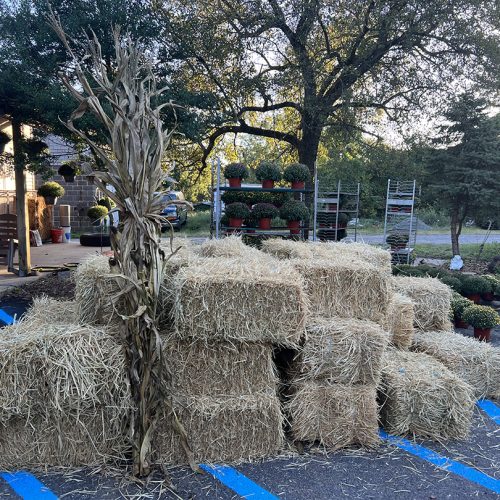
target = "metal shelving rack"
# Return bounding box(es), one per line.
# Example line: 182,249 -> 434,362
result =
383,179 -> 417,264
313,180 -> 360,242
211,158 -> 316,240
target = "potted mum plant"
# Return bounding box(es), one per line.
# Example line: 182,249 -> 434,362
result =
255,161 -> 281,189
451,293 -> 474,329
0,130 -> 10,154
224,162 -> 248,188
459,275 -> 492,303
87,205 -> 109,226
482,275 -> 500,302
280,200 -> 309,234
37,181 -> 65,205
386,232 -> 409,250
283,163 -> 309,189
252,202 -> 279,229
225,202 -> 250,228
462,304 -> 499,342
58,160 -> 80,182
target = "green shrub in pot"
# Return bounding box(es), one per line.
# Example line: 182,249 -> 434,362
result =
462,304 -> 499,329
252,202 -> 279,219
255,162 -> 281,182
279,200 -> 309,221
224,162 -> 248,180
225,202 -> 250,220
283,163 -> 309,184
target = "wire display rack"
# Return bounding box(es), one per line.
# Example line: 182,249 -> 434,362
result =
383,179 -> 417,264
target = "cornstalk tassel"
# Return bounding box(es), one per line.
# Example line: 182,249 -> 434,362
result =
48,12 -> 193,476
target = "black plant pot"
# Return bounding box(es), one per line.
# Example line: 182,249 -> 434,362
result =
44,196 -> 58,206
62,174 -> 75,183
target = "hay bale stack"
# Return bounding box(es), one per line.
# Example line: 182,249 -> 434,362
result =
157,394 -> 284,464
292,258 -> 390,322
384,293 -> 415,350
311,242 -> 392,275
294,317 -> 389,385
200,235 -> 267,259
261,238 -> 314,260
392,276 -> 452,331
169,257 -> 308,346
379,349 -> 474,439
287,382 -> 379,450
164,338 -> 277,396
0,321 -> 130,467
411,330 -> 500,399
21,295 -> 77,325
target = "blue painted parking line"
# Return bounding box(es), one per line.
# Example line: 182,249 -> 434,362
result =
380,430 -> 500,494
0,308 -> 15,326
477,399 -> 500,425
200,464 -> 278,499
0,471 -> 58,499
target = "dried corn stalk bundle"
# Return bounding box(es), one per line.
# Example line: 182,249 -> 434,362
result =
170,257 -> 308,346
0,408 -> 130,468
379,349 -> 474,439
292,258 -> 390,322
392,276 -> 452,331
411,330 -> 500,399
156,393 -> 284,464
287,382 -> 379,450
311,242 -> 392,275
293,317 -> 389,385
383,293 -> 415,350
163,337 -> 278,396
0,321 -> 130,421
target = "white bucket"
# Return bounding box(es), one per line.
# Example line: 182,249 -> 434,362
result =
62,226 -> 71,243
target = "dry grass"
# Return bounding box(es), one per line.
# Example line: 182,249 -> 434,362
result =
200,236 -> 267,259
163,337 -> 278,396
411,330 -> 500,399
311,242 -> 392,275
156,393 -> 284,464
392,276 -> 452,331
379,348 -> 474,440
21,296 -> 77,326
292,257 -> 390,322
0,320 -> 130,421
0,409 -> 130,468
384,293 -> 415,350
169,257 -> 309,346
293,317 -> 389,385
261,239 -> 314,260
287,382 -> 379,450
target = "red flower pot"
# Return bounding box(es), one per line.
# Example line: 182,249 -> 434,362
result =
228,177 -> 242,188
287,220 -> 301,235
51,228 -> 64,244
474,327 -> 491,342
259,218 -> 272,230
291,181 -> 305,190
482,292 -> 494,302
229,217 -> 243,228
328,203 -> 338,211
465,293 -> 481,304
454,318 -> 468,329
262,179 -> 274,189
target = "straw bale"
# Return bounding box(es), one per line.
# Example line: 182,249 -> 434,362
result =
0,321 -> 130,421
170,257 -> 308,346
311,242 -> 392,275
392,276 -> 452,331
383,293 -> 415,350
261,239 -> 314,260
292,257 -> 390,322
200,236 -> 267,259
411,330 -> 500,399
293,317 -> 389,385
287,382 -> 379,450
156,393 -> 284,464
380,349 -> 474,439
0,408 -> 130,468
21,295 -> 77,325
164,338 -> 278,396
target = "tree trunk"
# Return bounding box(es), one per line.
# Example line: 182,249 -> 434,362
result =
12,117 -> 31,277
450,209 -> 460,256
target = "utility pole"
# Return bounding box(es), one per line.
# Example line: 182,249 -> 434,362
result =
12,116 -> 31,276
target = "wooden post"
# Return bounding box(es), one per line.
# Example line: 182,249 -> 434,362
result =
12,117 -> 31,276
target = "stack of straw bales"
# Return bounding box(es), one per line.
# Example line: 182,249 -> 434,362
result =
199,235 -> 266,259
383,293 -> 415,350
158,250 -> 310,463
392,276 -> 452,331
379,349 -> 474,439
287,317 -> 389,449
0,299 -> 131,468
412,330 -> 500,399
